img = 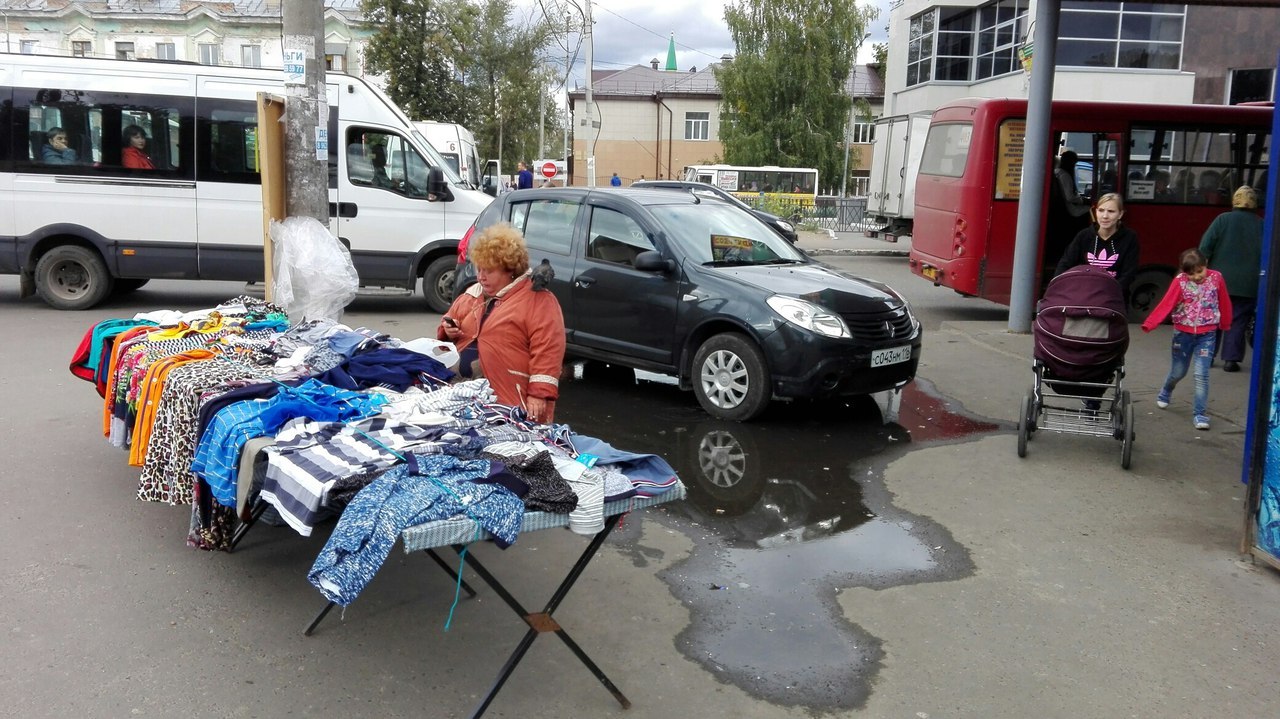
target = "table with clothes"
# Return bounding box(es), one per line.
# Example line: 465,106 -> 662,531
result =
70,296 -> 685,717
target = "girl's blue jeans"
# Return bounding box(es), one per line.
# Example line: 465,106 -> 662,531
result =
1161,330 -> 1215,419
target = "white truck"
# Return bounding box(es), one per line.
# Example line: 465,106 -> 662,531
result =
865,112 -> 932,241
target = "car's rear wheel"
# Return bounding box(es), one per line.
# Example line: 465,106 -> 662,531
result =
692,333 -> 770,421
35,245 -> 113,310
421,255 -> 456,313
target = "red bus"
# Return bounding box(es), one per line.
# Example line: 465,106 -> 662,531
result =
907,98 -> 1272,318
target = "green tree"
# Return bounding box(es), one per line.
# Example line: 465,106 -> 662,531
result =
461,0 -> 556,166
360,0 -> 476,124
716,0 -> 876,193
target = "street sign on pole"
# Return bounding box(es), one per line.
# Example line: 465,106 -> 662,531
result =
541,161 -> 558,179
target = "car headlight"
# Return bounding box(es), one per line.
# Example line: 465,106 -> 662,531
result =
767,295 -> 850,339
776,220 -> 795,233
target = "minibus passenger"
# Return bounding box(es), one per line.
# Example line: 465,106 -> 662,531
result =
122,125 -> 156,169
42,127 -> 78,164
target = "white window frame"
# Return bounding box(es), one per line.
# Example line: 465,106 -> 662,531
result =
199,43 -> 221,66
241,45 -> 261,68
71,41 -> 91,57
850,122 -> 876,144
685,111 -> 710,141
20,40 -> 37,54
155,42 -> 176,61
1057,2 -> 1185,71
115,41 -> 135,61
325,54 -> 346,72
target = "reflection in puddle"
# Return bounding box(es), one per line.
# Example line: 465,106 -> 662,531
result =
556,363 -> 993,710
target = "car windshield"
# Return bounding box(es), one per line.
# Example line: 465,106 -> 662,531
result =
650,202 -> 807,265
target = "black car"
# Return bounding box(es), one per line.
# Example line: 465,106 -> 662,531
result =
631,179 -> 799,243
465,187 -> 921,420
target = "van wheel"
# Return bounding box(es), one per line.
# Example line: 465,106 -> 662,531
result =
112,278 -> 150,295
692,333 -> 770,421
35,245 -> 113,310
421,256 -> 456,313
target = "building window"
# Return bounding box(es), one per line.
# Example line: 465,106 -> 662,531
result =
906,10 -> 935,86
975,0 -> 1028,80
908,0 -> 1030,86
156,42 -> 176,60
685,111 -> 710,141
1057,2 -> 1184,70
115,42 -> 135,60
199,43 -> 221,66
1230,68 -> 1275,105
72,41 -> 91,57
241,45 -> 261,68
20,40 -> 36,54
850,122 -> 876,144
325,54 -> 346,72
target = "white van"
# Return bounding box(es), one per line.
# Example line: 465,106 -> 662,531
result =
0,53 -> 492,311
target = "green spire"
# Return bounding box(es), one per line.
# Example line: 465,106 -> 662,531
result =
665,33 -> 677,71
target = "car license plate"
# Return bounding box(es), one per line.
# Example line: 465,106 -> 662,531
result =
921,265 -> 940,281
871,345 -> 912,367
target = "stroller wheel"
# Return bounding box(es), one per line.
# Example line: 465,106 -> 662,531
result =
1121,401 -> 1136,470
1017,395 -> 1030,458
1112,390 -> 1131,440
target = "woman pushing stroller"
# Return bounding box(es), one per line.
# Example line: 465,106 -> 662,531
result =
1141,248 -> 1232,431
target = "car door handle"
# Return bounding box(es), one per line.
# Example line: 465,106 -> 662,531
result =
329,202 -> 358,218
575,275 -> 595,288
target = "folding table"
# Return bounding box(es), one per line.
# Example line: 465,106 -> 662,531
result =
304,484 -> 687,719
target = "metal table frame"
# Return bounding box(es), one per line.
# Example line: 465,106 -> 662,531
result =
302,487 -> 685,718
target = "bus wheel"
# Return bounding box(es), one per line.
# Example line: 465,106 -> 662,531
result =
421,256 -> 456,314
35,245 -> 113,310
1127,269 -> 1172,324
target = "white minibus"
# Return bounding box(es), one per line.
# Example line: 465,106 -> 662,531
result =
0,53 -> 492,311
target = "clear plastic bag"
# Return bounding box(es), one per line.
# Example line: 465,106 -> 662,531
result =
270,216 -> 359,322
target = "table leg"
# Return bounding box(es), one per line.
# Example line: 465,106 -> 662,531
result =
457,513 -> 631,717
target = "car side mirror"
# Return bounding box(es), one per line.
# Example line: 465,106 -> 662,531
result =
427,168 -> 454,202
634,250 -> 674,273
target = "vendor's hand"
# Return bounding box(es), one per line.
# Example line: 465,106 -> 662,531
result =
440,317 -> 461,341
526,396 -> 554,424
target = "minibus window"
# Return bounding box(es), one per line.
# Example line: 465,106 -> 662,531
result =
919,122 -> 973,178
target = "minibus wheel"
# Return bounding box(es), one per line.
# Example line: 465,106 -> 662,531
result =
421,256 -> 455,314
34,245 -> 113,310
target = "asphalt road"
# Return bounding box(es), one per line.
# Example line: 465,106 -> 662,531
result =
3,253 -> 1279,719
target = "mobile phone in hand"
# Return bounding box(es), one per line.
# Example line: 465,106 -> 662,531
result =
443,317 -> 458,328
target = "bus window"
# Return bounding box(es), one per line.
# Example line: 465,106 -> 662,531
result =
920,122 -> 973,179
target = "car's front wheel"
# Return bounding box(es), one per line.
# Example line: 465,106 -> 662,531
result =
692,333 -> 770,421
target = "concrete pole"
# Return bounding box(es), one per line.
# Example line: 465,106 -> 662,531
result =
538,82 -> 546,160
563,11 -> 571,166
583,0 -> 596,187
282,0 -> 330,223
1007,0 -> 1060,333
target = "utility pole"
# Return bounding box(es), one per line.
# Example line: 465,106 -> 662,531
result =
538,82 -> 546,160
282,1 -> 329,223
583,0 -> 596,187
563,11 -> 571,167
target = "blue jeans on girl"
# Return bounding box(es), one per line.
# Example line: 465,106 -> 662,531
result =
1157,330 -> 1216,424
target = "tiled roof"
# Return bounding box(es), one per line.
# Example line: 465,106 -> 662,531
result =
574,61 -> 884,100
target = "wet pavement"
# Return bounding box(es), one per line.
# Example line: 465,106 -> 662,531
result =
555,362 -> 998,710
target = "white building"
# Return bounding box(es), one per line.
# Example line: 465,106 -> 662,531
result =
0,0 -> 371,74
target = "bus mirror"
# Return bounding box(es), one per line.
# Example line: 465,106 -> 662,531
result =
427,168 -> 454,202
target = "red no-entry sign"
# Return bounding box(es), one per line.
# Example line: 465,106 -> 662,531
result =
540,162 -> 558,179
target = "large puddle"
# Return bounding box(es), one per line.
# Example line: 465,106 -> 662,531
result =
555,363 -> 999,710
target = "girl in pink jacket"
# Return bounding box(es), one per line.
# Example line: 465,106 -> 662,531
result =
1141,248 -> 1232,430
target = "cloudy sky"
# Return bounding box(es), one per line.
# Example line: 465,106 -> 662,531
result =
518,0 -> 891,88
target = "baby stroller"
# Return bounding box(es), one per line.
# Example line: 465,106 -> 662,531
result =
1018,264 -> 1136,468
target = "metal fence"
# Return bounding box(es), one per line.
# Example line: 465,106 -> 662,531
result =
741,195 -> 878,233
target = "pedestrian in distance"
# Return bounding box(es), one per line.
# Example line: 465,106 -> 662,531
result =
1198,185 -> 1262,373
122,124 -> 156,169
1142,248 -> 1233,431
516,161 -> 533,190
436,222 -> 566,424
610,172 -> 622,187
42,127 -> 78,164
1054,192 -> 1140,298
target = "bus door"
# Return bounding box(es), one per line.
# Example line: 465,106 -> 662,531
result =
193,91 -> 267,281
